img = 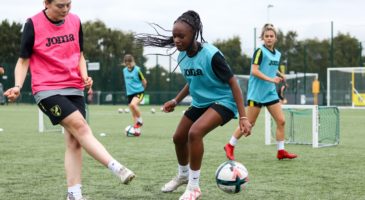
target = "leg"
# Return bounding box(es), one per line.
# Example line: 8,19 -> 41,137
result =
172,115 -> 194,166
189,108 -> 222,170
64,129 -> 82,187
61,110 -> 135,182
225,106 -> 261,160
267,103 -> 297,160
161,115 -> 193,193
267,103 -> 285,141
129,96 -> 142,125
178,108 -> 222,200
61,111 -> 112,166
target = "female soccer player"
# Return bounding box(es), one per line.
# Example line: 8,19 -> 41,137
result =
224,23 -> 297,161
122,54 -> 147,135
136,10 -> 251,200
4,0 -> 134,199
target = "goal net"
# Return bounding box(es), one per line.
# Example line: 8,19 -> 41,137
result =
327,67 -> 365,107
265,105 -> 340,148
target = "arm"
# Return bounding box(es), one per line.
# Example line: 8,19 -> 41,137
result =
163,83 -> 189,113
142,79 -> 147,89
251,64 -> 282,84
228,76 -> 252,135
79,52 -> 93,92
4,58 -> 30,102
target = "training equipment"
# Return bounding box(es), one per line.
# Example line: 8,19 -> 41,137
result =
265,105 -> 340,148
125,125 -> 140,137
215,161 -> 249,194
327,67 -> 365,107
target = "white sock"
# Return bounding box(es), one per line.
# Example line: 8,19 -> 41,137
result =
108,159 -> 122,174
188,168 -> 200,188
229,136 -> 238,146
178,164 -> 189,178
68,184 -> 82,199
137,117 -> 143,124
277,140 -> 285,150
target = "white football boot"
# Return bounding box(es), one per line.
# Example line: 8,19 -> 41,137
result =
66,193 -> 88,200
179,185 -> 202,200
116,166 -> 135,184
161,175 -> 188,192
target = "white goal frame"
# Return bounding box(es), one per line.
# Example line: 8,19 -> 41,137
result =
265,105 -> 320,147
327,67 -> 365,108
38,109 -> 64,133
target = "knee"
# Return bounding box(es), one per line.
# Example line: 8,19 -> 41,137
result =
67,137 -> 82,150
276,118 -> 285,127
129,103 -> 138,110
70,118 -> 90,137
188,130 -> 202,143
172,134 -> 186,146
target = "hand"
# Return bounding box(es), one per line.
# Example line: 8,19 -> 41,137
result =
87,87 -> 93,95
83,77 -> 93,89
4,86 -> 21,102
239,118 -> 252,137
272,76 -> 282,84
162,99 -> 177,113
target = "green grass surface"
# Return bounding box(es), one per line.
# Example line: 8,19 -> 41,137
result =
0,104 -> 365,200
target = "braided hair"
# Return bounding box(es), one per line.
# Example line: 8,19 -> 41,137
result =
135,10 -> 206,49
135,10 -> 206,72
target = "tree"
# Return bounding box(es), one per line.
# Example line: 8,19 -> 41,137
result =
82,20 -> 146,91
0,20 -> 24,91
214,36 -> 249,74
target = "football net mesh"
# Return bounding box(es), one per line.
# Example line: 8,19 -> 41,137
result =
327,67 -> 365,107
265,105 -> 340,148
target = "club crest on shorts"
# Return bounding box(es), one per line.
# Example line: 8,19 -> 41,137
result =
50,105 -> 62,116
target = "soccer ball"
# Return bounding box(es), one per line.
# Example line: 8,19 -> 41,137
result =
117,108 -> 124,113
125,125 -> 140,137
151,108 -> 156,114
215,160 -> 249,194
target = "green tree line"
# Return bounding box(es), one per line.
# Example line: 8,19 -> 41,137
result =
0,19 -> 363,100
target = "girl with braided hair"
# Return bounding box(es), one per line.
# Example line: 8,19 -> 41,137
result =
136,10 -> 251,200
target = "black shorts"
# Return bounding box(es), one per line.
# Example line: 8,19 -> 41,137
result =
247,99 -> 280,108
184,103 -> 234,126
127,92 -> 144,104
38,95 -> 86,125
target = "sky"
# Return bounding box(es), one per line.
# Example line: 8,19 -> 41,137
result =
1,0 -> 365,69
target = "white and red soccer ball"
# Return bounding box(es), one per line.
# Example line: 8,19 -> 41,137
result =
215,160 -> 249,193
